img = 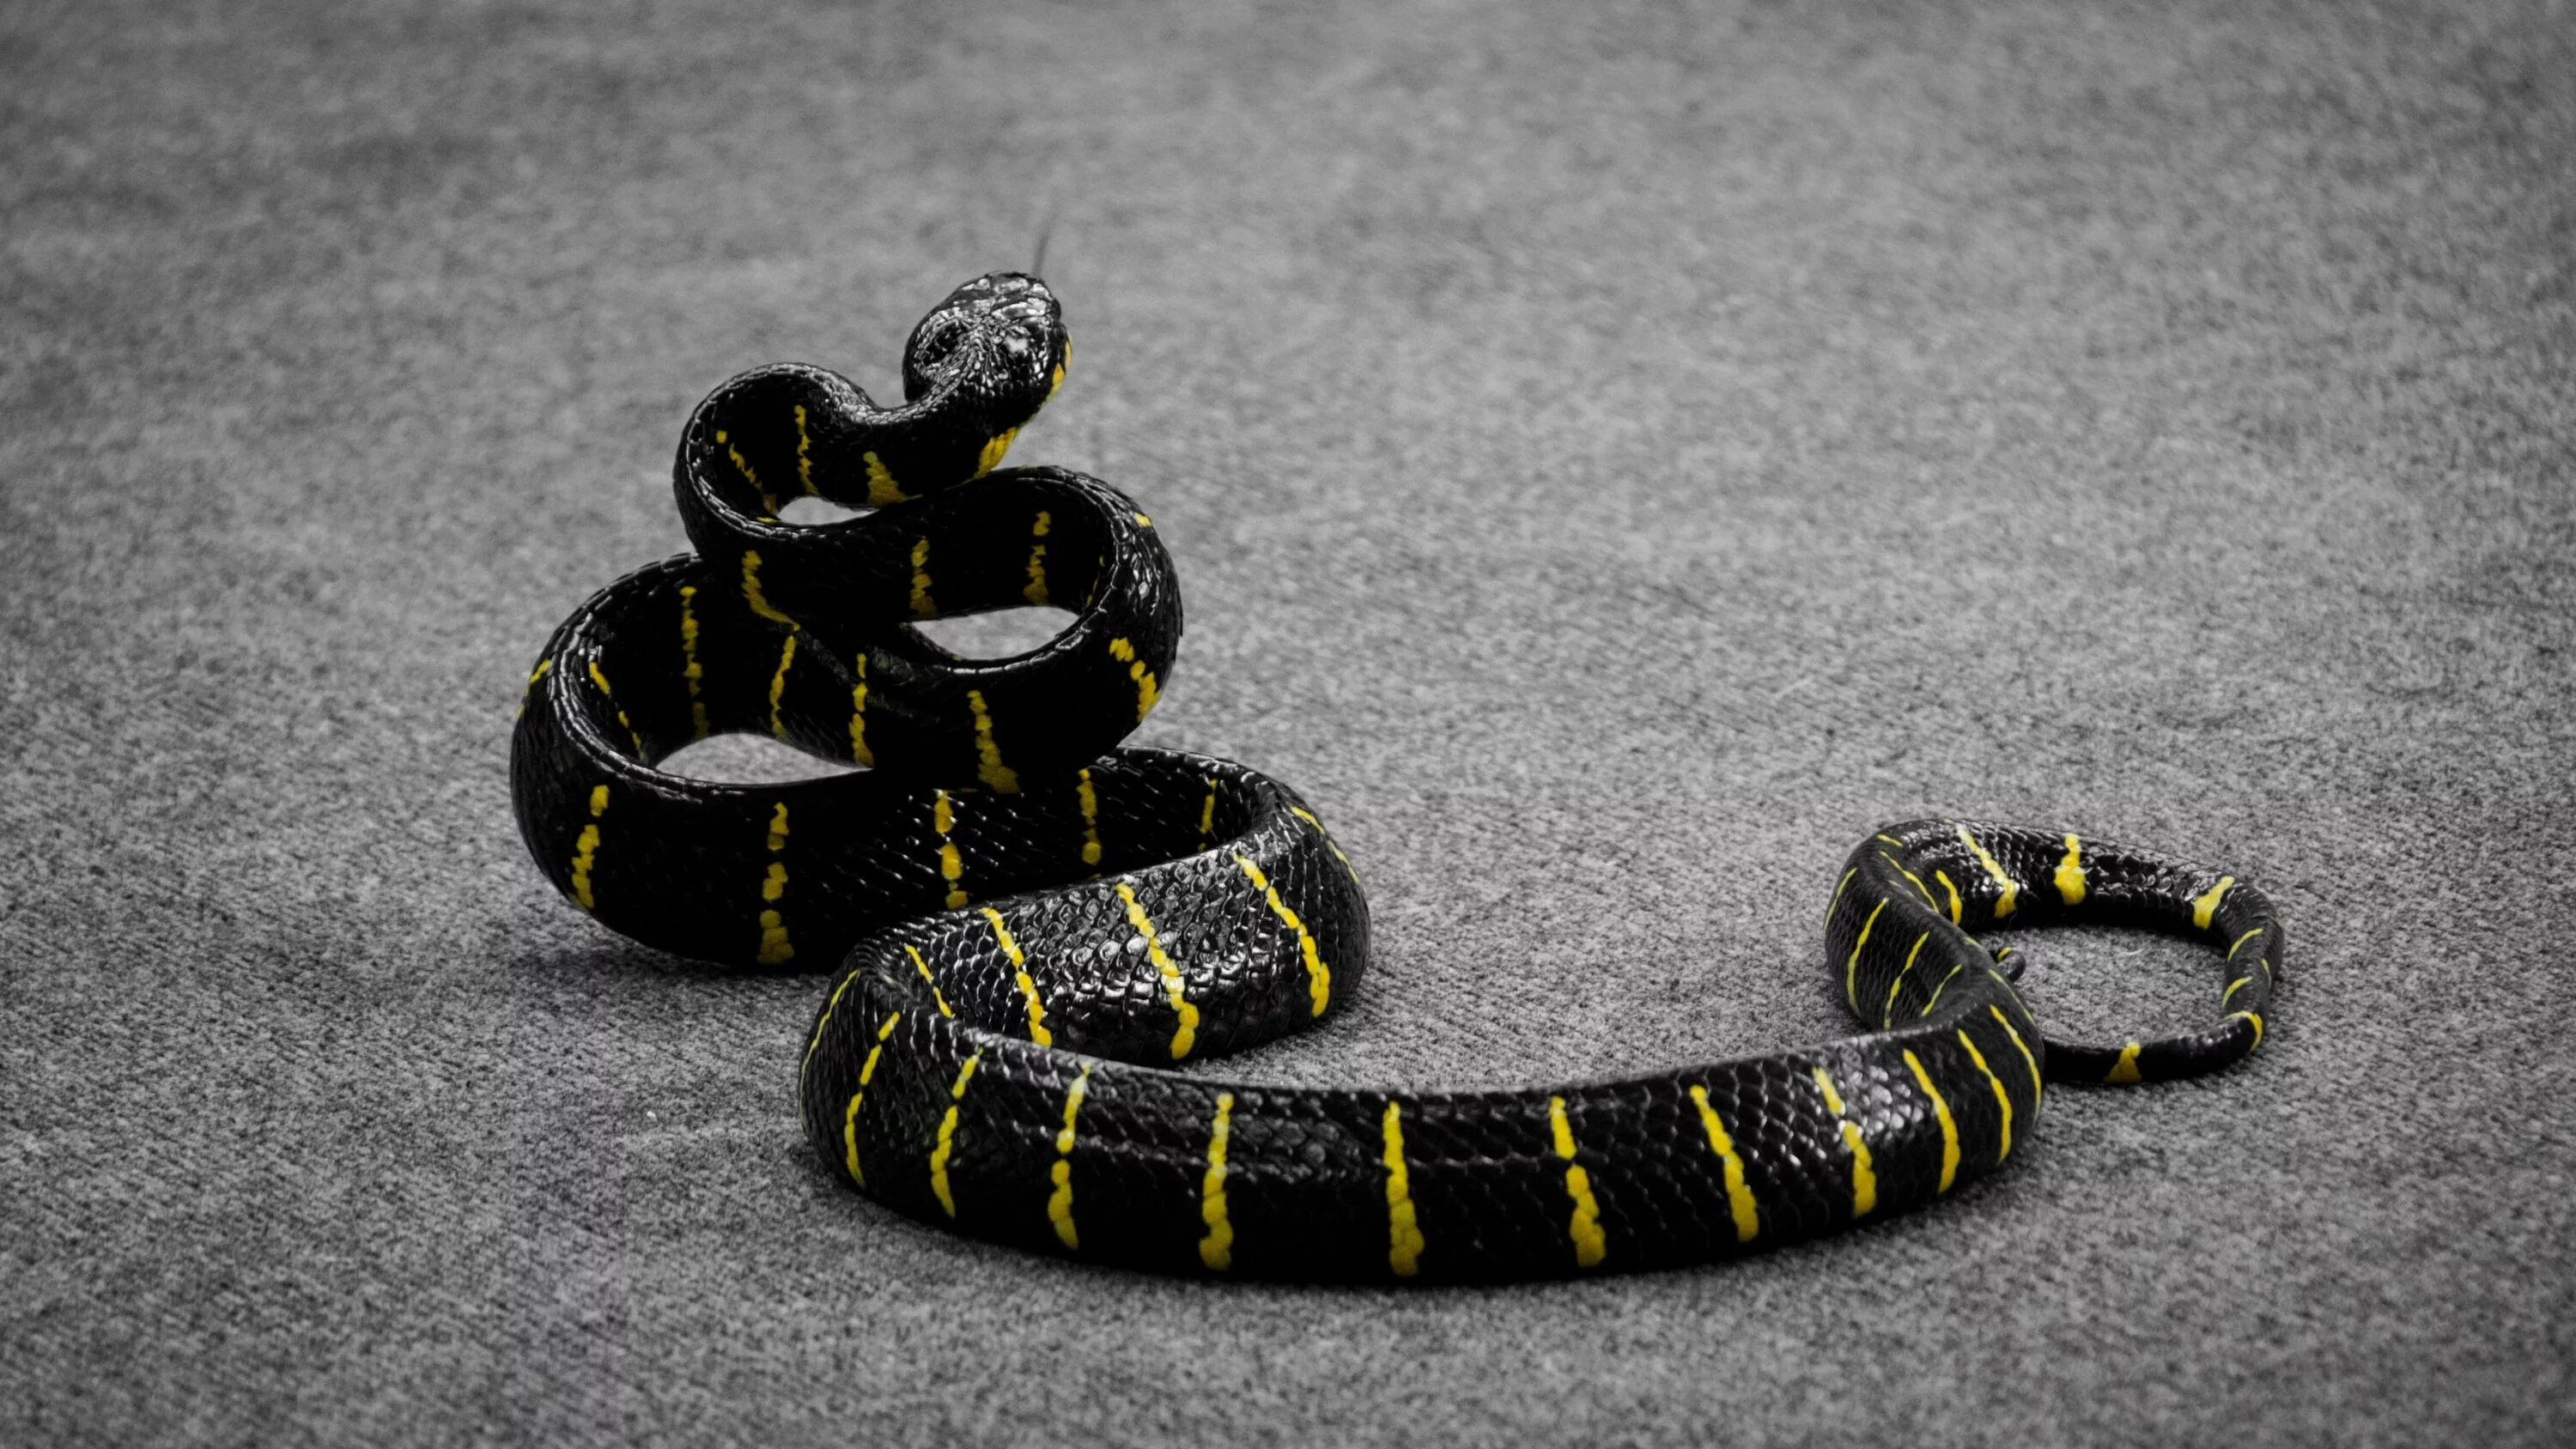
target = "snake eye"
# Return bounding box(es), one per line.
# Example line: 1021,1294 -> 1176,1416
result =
901,313 -> 976,401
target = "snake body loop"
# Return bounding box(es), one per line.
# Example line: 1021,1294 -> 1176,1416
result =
512,273 -> 2280,1280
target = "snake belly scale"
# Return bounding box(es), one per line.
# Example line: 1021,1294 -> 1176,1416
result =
512,272 -> 2281,1281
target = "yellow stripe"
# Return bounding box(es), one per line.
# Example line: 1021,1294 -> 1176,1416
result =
1199,779 -> 1218,842
1023,510 -> 1052,606
1132,511 -> 1152,528
935,789 -> 965,910
753,802 -> 793,963
2106,1041 -> 2144,1084
976,427 -> 1019,477
903,944 -> 954,1017
568,783 -> 609,910
1843,899 -> 1888,1011
863,450 -> 907,506
756,912 -> 792,963
1287,804 -> 1359,882
1934,868 -> 1963,924
1382,1101 -> 1425,1276
966,689 -> 1020,792
792,403 -> 816,496
847,652 -> 872,766
2191,876 -> 2235,930
1234,854 -> 1331,1016
981,906 -> 1051,1046
1548,1095 -> 1607,1268
1957,1030 -> 2014,1161
2228,1010 -> 2265,1052
1882,931 -> 1931,1027
1881,852 -> 1939,910
1812,1070 -> 1845,1113
1826,866 -> 1857,924
1809,1066 -> 1877,1218
2227,927 -> 2264,959
1048,340 -> 1068,399
927,1052 -> 981,1218
518,656 -> 552,718
767,631 -> 797,740
1076,767 -> 1103,868
1107,636 -> 1161,723
1990,1004 -> 2043,1105
584,659 -> 644,756
1116,882 -> 1198,1058
2222,974 -> 2253,1005
1902,1051 -> 1960,1193
1917,961 -> 1965,1016
739,549 -> 793,624
842,1011 -> 902,1186
1955,826 -> 2019,919
1048,1064 -> 1092,1251
802,969 -> 860,1080
1198,1092 -> 1235,1270
908,537 -> 936,618
2055,834 -> 2087,906
677,585 -> 708,740
1686,1084 -> 1761,1243
716,427 -> 776,513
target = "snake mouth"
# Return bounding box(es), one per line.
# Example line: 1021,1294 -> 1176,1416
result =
902,271 -> 1068,411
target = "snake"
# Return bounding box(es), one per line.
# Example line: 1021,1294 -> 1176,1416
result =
511,271 -> 2281,1281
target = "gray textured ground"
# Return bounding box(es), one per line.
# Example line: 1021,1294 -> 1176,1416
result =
6,1 -> 2573,1444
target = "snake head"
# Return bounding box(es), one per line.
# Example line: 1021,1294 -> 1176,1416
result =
900,271 -> 1069,424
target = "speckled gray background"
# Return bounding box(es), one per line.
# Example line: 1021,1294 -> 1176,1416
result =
5,1 -> 2572,1444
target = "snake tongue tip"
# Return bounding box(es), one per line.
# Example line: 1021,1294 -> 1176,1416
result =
1031,205 -> 1061,280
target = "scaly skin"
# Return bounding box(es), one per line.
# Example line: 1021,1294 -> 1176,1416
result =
512,273 -> 2280,1280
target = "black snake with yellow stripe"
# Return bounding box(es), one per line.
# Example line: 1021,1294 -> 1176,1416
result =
512,272 -> 2280,1280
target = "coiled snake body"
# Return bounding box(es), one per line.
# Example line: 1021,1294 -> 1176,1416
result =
513,273 -> 2279,1280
